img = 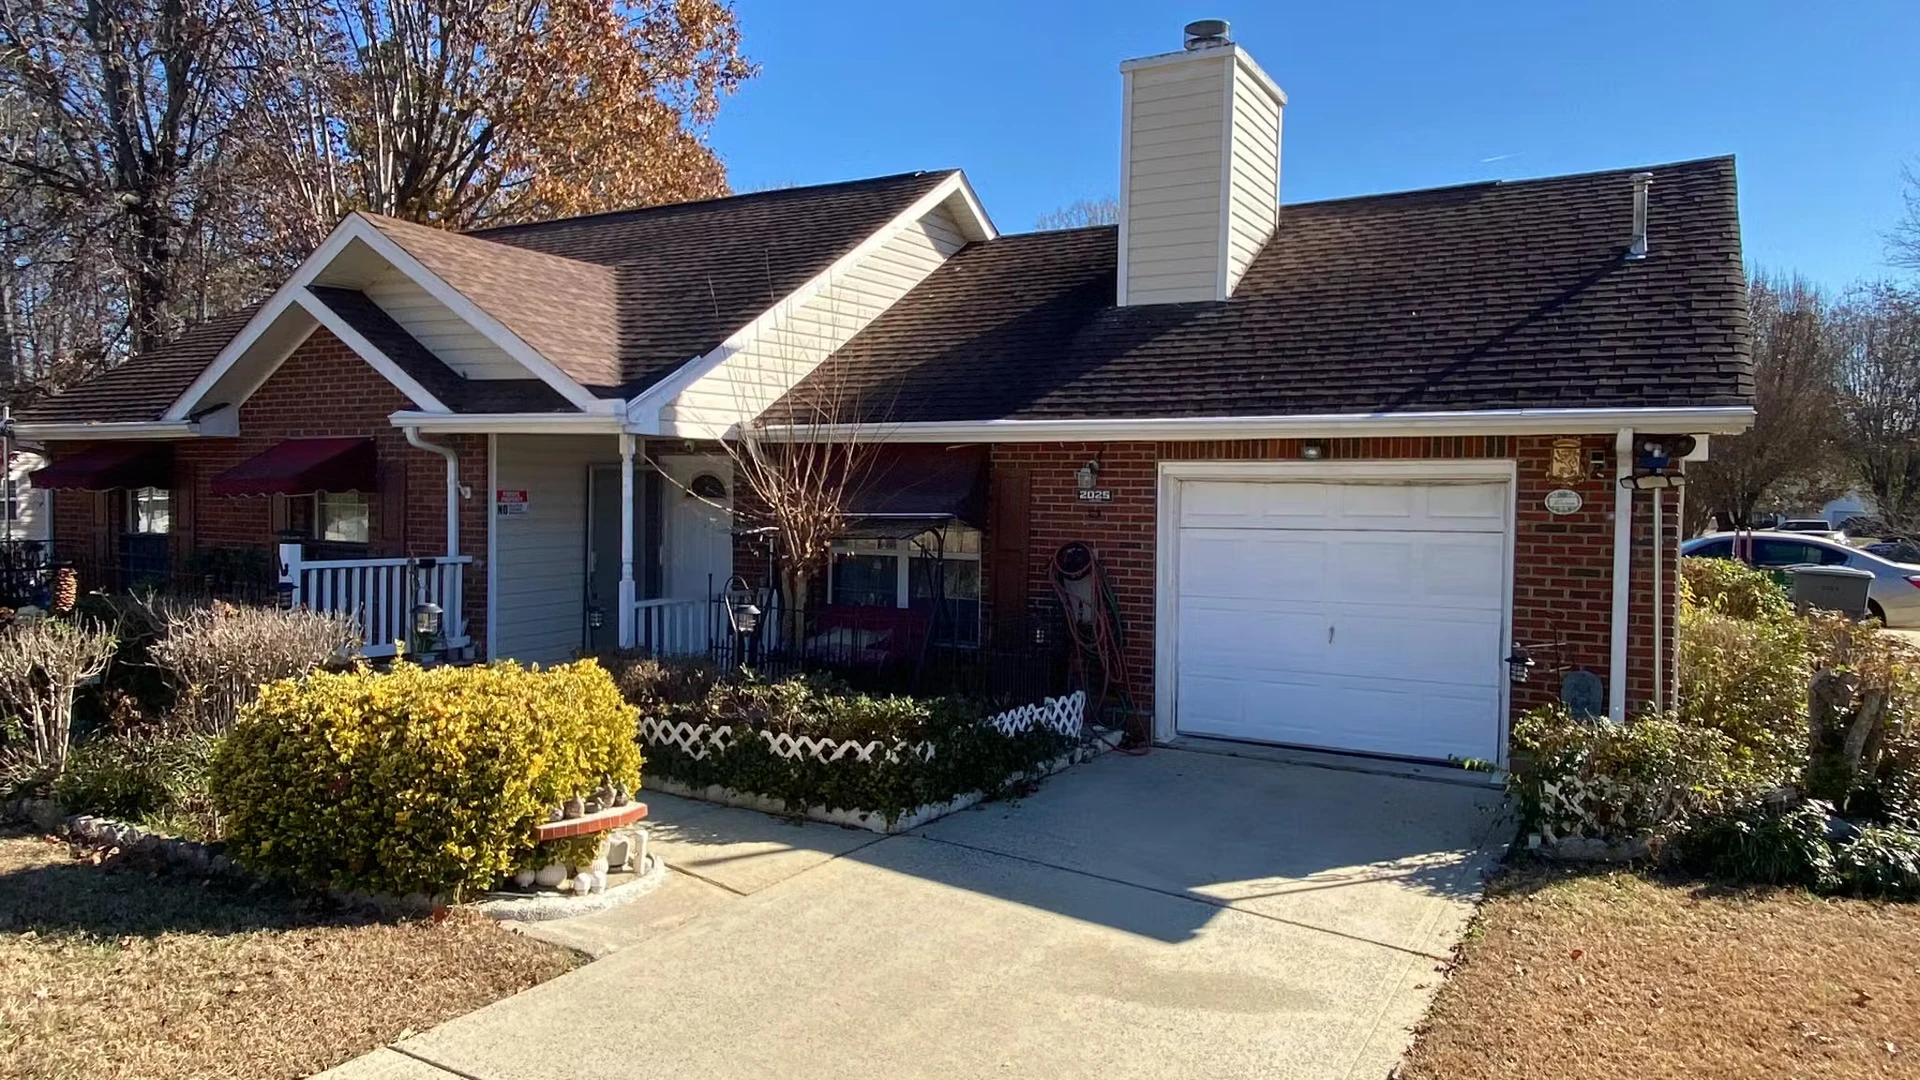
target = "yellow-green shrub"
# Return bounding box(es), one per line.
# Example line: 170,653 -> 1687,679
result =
210,660 -> 641,898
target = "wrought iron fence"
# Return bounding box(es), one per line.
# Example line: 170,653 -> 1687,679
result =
700,596 -> 1072,706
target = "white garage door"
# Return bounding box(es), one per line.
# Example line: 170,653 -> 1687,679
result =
1172,478 -> 1508,762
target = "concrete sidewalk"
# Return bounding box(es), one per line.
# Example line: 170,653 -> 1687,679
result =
321,750 -> 1509,1080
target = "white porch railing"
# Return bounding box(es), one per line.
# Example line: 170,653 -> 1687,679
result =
278,543 -> 473,658
632,597 -> 708,658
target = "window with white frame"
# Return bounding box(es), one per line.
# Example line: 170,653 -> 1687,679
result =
829,525 -> 981,645
315,491 -> 370,544
127,487 -> 171,535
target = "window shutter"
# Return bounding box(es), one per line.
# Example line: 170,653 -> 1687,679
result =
376,462 -> 408,556
170,464 -> 196,570
989,463 -> 1031,632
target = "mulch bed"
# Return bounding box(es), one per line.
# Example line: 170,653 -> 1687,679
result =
0,828 -> 581,1079
1401,863 -> 1920,1079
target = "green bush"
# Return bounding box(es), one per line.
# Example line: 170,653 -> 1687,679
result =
1680,556 -> 1794,623
1510,706 -> 1754,843
1676,604 -> 1809,788
1681,802 -> 1838,890
210,659 -> 642,898
612,656 -> 1076,824
1834,825 -> 1920,900
54,730 -> 216,826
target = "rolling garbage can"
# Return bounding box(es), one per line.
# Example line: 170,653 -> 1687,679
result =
1790,564 -> 1874,619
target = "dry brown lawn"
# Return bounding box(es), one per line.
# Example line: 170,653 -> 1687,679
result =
0,829 -> 581,1079
1402,864 -> 1920,1079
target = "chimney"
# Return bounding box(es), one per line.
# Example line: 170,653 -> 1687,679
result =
1118,20 -> 1287,306
1627,172 -> 1653,259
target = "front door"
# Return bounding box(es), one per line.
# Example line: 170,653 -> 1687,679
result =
585,466 -> 658,653
657,456 -> 733,650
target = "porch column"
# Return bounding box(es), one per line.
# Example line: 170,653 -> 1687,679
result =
617,433 -> 636,649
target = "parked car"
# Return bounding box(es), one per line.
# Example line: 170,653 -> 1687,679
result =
1683,532 -> 1920,627
1867,538 -> 1920,564
1776,518 -> 1846,540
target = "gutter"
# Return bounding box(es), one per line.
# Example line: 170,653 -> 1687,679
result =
388,411 -> 626,435
404,427 -> 471,560
751,406 -> 1757,443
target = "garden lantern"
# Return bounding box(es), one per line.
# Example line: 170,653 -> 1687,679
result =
1504,644 -> 1535,684
411,599 -> 443,660
722,576 -> 760,637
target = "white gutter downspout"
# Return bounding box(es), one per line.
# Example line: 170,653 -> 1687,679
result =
404,427 -> 467,560
1609,428 -> 1634,723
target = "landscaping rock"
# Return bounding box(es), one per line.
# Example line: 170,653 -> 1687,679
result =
1539,834 -> 1652,863
534,862 -> 569,888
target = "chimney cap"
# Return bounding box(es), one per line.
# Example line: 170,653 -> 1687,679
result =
1183,19 -> 1231,49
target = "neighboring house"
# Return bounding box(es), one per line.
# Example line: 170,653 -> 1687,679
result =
15,22 -> 1754,764
5,451 -> 49,544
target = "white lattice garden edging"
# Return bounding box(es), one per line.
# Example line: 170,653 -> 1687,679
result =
638,690 -> 1086,768
640,691 -> 1094,834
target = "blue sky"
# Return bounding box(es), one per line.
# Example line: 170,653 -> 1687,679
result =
709,1 -> 1918,290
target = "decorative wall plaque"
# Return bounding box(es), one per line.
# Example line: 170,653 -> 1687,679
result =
1547,437 -> 1585,483
1544,488 -> 1583,515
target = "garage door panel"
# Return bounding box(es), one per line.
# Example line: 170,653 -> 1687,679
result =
1176,669 -> 1501,762
1172,475 -> 1508,761
1180,530 -> 1328,597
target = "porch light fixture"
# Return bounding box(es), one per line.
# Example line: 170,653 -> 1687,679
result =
586,606 -> 605,630
1076,460 -> 1100,493
410,599 -> 443,661
1300,441 -> 1325,460
1504,644 -> 1535,684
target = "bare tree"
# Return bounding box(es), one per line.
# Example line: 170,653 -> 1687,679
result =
1688,270 -> 1846,529
0,0 -> 270,356
1035,196 -> 1118,231
1891,164 -> 1920,274
1835,282 -> 1920,529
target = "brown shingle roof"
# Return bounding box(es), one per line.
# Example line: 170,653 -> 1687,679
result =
469,170 -> 955,396
776,156 -> 1753,424
16,306 -> 261,423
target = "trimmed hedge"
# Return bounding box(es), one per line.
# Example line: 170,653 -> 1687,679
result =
614,657 -> 1074,824
211,660 -> 641,898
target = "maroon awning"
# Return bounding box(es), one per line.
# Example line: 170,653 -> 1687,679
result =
209,438 -> 376,497
843,445 -> 988,527
31,442 -> 175,491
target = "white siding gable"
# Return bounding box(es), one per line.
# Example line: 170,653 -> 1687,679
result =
364,268 -> 528,380
660,201 -> 970,438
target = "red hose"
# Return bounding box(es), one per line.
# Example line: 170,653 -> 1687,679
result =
1049,542 -> 1147,751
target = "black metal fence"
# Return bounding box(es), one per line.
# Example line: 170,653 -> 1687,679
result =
701,598 -> 1072,706
54,552 -> 279,608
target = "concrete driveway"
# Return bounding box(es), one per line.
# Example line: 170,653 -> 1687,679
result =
329,747 -> 1510,1080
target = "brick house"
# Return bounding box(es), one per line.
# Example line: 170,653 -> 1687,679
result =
16,23 -> 1752,764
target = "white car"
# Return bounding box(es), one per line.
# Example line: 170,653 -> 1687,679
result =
1683,532 -> 1920,627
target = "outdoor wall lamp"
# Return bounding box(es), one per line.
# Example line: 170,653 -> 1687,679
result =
1300,441 -> 1325,460
411,600 -> 443,661
1076,460 -> 1101,493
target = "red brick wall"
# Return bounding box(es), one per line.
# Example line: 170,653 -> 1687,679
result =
989,435 -> 1680,736
47,330 -> 490,647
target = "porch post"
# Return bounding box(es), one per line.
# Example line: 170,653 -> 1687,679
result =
1608,427 -> 1634,723
618,433 -> 636,649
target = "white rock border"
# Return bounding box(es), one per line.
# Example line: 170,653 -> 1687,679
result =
473,852 -> 670,922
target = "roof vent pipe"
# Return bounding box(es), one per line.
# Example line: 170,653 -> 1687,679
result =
1627,172 -> 1653,260
1183,19 -> 1231,50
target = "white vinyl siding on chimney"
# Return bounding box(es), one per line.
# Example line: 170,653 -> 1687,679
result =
663,202 -> 970,437
364,269 -> 528,380
1120,41 -> 1286,306
1123,55 -> 1230,305
1224,64 -> 1282,294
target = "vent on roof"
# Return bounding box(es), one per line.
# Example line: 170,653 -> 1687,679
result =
1627,172 -> 1653,260
1183,19 -> 1231,49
